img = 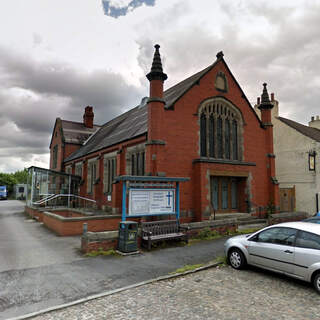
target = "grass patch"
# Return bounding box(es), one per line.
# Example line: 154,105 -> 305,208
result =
171,263 -> 204,274
85,248 -> 118,257
213,255 -> 228,266
191,226 -> 261,244
236,227 -> 261,235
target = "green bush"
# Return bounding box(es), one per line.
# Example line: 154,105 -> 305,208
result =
196,227 -> 219,240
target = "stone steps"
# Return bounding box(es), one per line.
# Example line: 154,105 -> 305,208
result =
213,213 -> 267,231
238,222 -> 268,231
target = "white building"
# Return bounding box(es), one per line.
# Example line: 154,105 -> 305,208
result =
15,184 -> 27,200
255,94 -> 320,216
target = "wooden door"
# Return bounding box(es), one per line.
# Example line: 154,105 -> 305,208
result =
280,187 -> 295,212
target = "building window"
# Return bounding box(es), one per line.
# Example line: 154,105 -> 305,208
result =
199,98 -> 242,160
200,113 -> 207,157
232,120 -> 238,160
225,119 -> 230,159
65,165 -> 72,174
131,151 -> 145,176
104,156 -> 116,194
309,151 -> 316,171
87,159 -> 98,194
75,162 -> 83,177
52,145 -> 58,169
209,114 -> 215,157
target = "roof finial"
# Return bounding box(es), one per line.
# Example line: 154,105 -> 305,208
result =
258,83 -> 273,110
216,51 -> 224,59
146,44 -> 168,82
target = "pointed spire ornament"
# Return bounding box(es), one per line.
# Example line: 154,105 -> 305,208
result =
146,44 -> 168,82
258,83 -> 273,110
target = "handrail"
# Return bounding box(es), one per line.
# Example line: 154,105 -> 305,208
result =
33,194 -> 56,204
32,194 -> 96,206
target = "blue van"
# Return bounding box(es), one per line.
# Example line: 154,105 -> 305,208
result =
0,186 -> 7,200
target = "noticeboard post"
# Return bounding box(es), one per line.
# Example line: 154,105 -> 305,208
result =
115,176 -> 189,221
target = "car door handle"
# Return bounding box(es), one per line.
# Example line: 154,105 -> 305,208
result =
284,250 -> 293,254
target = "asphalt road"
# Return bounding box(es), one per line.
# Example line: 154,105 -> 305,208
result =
0,201 -> 226,319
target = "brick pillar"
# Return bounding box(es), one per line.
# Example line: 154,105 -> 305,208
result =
112,148 -> 125,213
258,83 -> 280,210
145,44 -> 167,176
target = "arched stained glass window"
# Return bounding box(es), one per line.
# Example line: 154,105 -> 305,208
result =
209,114 -> 215,157
225,119 -> 230,159
232,120 -> 238,160
200,113 -> 207,157
199,98 -> 242,160
217,117 -> 223,158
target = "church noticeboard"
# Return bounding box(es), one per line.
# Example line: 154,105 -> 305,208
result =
128,189 -> 175,216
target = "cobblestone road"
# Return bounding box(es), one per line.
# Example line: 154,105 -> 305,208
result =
31,265 -> 320,320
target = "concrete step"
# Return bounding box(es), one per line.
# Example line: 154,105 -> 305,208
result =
238,218 -> 267,225
213,213 -> 251,220
238,222 -> 267,231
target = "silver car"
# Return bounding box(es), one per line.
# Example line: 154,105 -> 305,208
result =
224,221 -> 320,293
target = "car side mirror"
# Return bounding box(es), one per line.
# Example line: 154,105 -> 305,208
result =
248,234 -> 259,242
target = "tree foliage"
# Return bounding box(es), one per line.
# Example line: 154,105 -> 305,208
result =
0,168 -> 28,196
13,169 -> 28,184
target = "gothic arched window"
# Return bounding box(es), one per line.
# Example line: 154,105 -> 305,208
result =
199,98 -> 243,160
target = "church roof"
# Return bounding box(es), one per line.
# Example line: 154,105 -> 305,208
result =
277,117 -> 320,142
64,104 -> 148,162
61,120 -> 101,145
64,54 -> 250,163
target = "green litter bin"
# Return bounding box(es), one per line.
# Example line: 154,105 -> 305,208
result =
118,221 -> 138,253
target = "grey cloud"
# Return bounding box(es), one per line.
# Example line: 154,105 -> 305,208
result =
102,0 -> 155,18
0,45 -> 144,171
136,0 -> 320,124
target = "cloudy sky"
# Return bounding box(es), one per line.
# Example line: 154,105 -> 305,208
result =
0,0 -> 319,172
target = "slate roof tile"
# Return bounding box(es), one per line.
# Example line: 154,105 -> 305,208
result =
277,116 -> 320,142
63,61 -> 218,162
61,120 -> 101,145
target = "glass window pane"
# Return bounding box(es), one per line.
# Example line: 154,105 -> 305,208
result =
217,117 -> 223,158
221,178 -> 228,209
225,119 -> 230,159
258,227 -> 297,246
231,180 -> 237,209
209,115 -> 214,157
296,231 -> 320,250
232,120 -> 238,160
200,113 -> 207,156
211,177 -> 219,210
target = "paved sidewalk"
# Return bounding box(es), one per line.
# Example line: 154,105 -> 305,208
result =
30,265 -> 320,320
1,237 -> 227,319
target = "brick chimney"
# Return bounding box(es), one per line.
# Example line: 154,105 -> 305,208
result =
309,116 -> 320,129
83,106 -> 94,128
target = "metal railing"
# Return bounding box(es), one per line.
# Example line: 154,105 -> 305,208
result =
32,194 -> 96,209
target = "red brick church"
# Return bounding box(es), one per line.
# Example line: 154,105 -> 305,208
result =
49,45 -> 279,222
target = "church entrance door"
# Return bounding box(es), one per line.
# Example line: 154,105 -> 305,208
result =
211,176 -> 239,212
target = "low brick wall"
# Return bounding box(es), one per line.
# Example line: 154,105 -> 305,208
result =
182,218 -> 238,238
25,206 -> 44,222
269,211 -> 308,225
42,211 -> 122,236
81,218 -> 238,253
82,231 -> 119,253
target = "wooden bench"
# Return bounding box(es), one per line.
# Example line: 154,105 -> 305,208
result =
141,220 -> 189,250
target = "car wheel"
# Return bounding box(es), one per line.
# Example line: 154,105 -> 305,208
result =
228,248 -> 246,270
313,273 -> 320,294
